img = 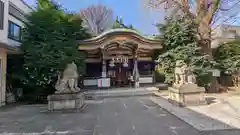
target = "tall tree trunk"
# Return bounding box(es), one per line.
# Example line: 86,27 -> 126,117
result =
199,22 -> 220,93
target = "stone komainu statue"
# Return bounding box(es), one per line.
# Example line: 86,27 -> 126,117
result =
174,60 -> 196,87
174,60 -> 187,86
55,62 -> 81,93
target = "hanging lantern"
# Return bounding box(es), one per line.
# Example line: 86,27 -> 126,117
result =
112,57 -> 115,63
125,57 -> 128,63
122,57 -> 128,67
123,62 -> 128,67
109,60 -> 115,67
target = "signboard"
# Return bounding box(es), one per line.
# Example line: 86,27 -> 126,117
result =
139,77 -> 153,84
112,56 -> 128,63
84,79 -> 98,86
212,69 -> 220,77
98,78 -> 111,88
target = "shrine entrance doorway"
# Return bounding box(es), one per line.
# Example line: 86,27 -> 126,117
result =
108,56 -> 132,87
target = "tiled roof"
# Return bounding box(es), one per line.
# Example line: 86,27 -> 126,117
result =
83,28 -> 159,42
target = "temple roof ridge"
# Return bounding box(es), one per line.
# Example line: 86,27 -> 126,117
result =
82,28 -> 159,42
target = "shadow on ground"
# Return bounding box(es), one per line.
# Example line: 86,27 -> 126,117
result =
152,95 -> 240,135
205,97 -> 216,105
0,96 -> 240,135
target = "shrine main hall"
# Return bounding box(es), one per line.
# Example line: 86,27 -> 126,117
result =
79,28 -> 162,88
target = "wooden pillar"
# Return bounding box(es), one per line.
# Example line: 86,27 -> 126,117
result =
153,60 -> 156,84
134,59 -> 140,88
133,46 -> 140,87
102,60 -> 106,78
101,49 -> 106,78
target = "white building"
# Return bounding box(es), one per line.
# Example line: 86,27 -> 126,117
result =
211,25 -> 240,48
0,0 -> 32,106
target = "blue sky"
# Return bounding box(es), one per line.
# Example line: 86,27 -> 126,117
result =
24,0 -> 165,35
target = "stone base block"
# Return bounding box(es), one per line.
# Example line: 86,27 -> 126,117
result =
0,102 -> 5,107
47,92 -> 85,111
168,84 -> 206,107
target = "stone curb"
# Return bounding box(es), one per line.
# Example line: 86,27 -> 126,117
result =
150,96 -> 235,131
85,87 -> 155,94
85,88 -> 157,100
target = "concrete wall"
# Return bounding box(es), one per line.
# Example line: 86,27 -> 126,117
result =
8,0 -> 32,47
0,0 -> 8,106
0,0 -> 32,47
0,0 -> 32,106
7,14 -> 24,46
0,0 -> 9,44
0,48 -> 7,106
10,0 -> 32,14
211,25 -> 240,48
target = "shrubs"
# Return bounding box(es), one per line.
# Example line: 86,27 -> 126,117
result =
8,0 -> 90,102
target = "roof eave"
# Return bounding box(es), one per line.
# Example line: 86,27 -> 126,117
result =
78,28 -> 161,44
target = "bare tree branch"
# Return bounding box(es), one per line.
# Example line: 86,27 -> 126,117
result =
144,0 -> 240,92
144,0 -> 240,40
80,4 -> 114,36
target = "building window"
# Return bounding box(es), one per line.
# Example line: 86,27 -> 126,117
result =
8,21 -> 22,41
0,0 -> 4,30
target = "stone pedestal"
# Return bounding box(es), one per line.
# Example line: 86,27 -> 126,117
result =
48,92 -> 85,111
168,84 -> 206,107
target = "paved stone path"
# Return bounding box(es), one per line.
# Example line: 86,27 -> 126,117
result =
92,97 -> 201,135
0,96 -> 239,135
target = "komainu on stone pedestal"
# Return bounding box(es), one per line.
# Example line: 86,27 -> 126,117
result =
55,62 -> 81,93
47,62 -> 85,112
173,60 -> 196,88
48,92 -> 85,111
168,60 -> 206,107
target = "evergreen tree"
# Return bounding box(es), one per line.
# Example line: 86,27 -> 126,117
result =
156,18 -> 214,86
214,40 -> 240,86
21,0 -> 90,93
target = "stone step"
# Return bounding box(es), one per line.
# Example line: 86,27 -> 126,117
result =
155,83 -> 169,90
84,88 -> 156,100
